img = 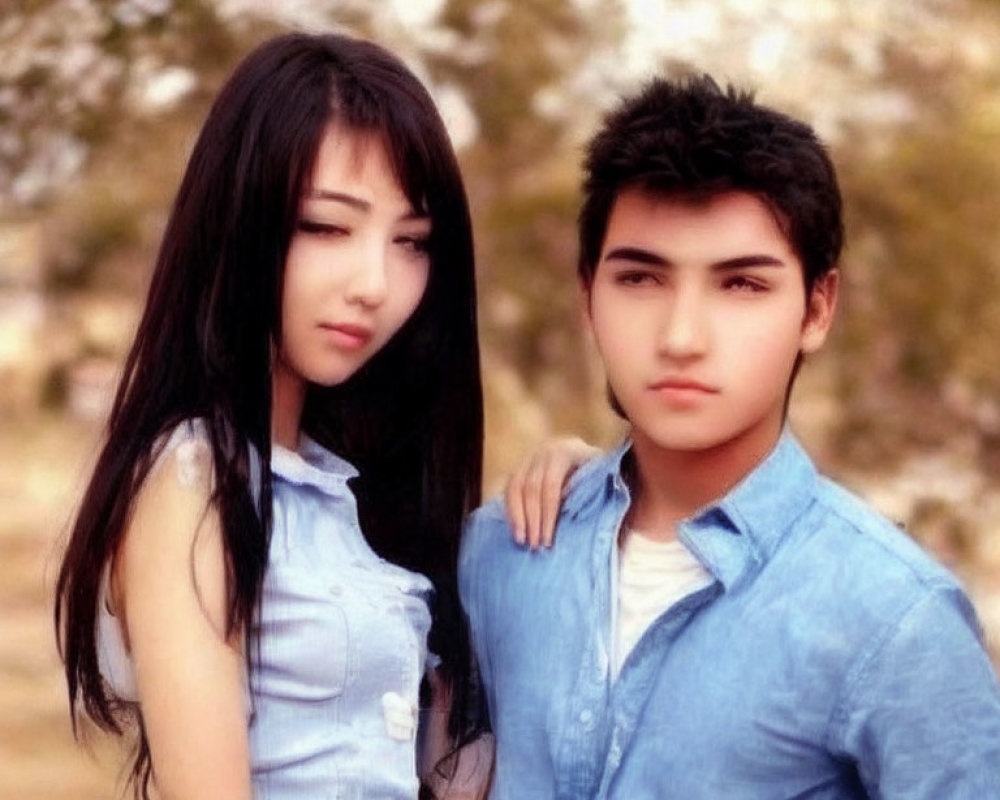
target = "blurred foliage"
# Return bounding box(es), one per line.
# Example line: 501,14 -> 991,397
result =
429,0 -> 612,434
0,0 -> 254,209
2,0 -> 1000,472
834,34 -> 1000,471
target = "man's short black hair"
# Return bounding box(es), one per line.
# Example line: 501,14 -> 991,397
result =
578,75 -> 843,293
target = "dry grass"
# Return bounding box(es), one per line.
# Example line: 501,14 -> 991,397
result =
0,413 -> 122,799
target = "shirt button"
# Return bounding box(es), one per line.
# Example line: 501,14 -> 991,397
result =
579,709 -> 593,725
329,584 -> 342,596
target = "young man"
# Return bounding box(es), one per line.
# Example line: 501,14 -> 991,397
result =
459,76 -> 1000,799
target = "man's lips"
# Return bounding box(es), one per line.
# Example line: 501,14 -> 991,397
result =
648,377 -> 719,394
319,322 -> 373,349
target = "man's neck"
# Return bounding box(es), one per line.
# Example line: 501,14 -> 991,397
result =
625,422 -> 783,542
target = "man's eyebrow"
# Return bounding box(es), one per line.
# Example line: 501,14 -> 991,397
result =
604,248 -> 788,270
306,189 -> 430,221
713,255 -> 787,270
603,247 -> 670,266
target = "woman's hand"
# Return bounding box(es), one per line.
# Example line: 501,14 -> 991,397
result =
504,436 -> 600,550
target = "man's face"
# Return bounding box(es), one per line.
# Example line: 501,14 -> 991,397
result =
585,189 -> 837,461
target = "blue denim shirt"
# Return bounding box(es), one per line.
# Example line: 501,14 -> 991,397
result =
459,432 -> 1000,799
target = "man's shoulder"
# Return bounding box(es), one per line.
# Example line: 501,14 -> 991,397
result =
807,474 -> 961,591
464,495 -> 511,552
462,445 -> 621,565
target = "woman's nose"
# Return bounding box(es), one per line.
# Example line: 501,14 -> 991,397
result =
344,243 -> 389,308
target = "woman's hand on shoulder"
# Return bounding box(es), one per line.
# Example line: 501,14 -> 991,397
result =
113,435 -> 252,800
504,436 -> 600,551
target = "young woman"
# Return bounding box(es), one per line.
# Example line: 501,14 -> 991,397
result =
54,32 -> 489,800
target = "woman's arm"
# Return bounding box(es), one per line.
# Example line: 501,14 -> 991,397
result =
503,436 -> 600,550
419,670 -> 495,800
112,437 -> 252,800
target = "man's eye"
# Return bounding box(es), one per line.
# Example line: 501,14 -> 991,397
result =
617,271 -> 657,286
724,275 -> 767,292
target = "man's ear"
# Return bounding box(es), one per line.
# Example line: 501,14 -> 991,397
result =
800,268 -> 839,355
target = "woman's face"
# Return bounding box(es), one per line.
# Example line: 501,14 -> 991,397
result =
276,125 -> 431,389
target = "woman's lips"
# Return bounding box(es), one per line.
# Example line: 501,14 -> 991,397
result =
320,322 -> 373,350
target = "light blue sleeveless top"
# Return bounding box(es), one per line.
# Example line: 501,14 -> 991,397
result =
252,437 -> 435,800
97,424 -> 436,799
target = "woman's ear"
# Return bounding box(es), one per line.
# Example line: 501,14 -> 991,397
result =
800,269 -> 839,355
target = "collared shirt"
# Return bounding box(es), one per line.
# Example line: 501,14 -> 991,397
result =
252,435 -> 434,800
459,431 -> 1000,799
98,421 -> 434,800
615,531 -> 711,675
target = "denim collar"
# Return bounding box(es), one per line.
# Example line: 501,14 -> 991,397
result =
271,435 -> 359,495
714,428 -> 818,560
563,428 -> 818,590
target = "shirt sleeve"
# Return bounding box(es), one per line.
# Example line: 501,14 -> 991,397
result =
830,583 -> 1000,798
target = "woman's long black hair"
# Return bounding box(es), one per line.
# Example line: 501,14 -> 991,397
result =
54,32 -> 484,797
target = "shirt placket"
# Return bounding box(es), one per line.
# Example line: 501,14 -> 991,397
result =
553,482 -> 629,800
596,581 -> 721,799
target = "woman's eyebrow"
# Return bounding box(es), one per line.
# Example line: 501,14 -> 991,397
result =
308,189 -> 370,211
306,189 -> 430,223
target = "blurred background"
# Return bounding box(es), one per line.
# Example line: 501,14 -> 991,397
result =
1,0 -> 999,796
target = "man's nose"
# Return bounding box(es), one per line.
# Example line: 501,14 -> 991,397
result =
657,285 -> 709,359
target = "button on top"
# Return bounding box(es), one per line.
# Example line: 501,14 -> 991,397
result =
579,709 -> 593,725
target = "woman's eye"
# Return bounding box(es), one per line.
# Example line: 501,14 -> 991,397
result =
297,219 -> 347,237
397,235 -> 431,255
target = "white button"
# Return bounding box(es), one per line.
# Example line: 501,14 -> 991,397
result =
579,709 -> 593,724
382,691 -> 417,741
329,585 -> 342,596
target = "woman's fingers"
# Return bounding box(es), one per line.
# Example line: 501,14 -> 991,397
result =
504,461 -> 531,546
536,456 -> 569,549
504,437 -> 600,549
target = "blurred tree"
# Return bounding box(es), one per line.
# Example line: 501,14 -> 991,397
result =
4,0 -> 1000,477
0,0 -> 248,214
428,0 -> 628,445
833,28 -> 1000,473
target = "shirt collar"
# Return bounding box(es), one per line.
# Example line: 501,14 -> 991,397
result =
713,428 -> 818,561
562,437 -> 633,521
271,435 -> 359,494
565,428 -> 818,590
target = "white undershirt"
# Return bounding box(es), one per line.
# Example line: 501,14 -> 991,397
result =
614,529 -> 712,675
